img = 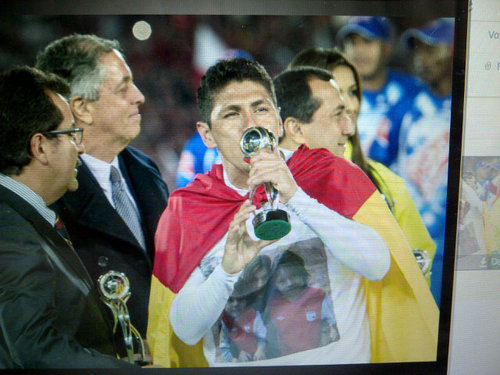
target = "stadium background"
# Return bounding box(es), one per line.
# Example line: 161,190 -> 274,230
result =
0,14 -> 439,189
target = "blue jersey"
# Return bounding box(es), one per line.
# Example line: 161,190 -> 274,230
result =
397,86 -> 452,305
176,133 -> 221,188
357,69 -> 423,169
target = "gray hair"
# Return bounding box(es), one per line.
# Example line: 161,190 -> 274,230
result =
35,33 -> 121,101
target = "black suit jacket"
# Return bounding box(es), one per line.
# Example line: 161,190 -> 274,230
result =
0,185 -> 134,368
52,146 -> 169,336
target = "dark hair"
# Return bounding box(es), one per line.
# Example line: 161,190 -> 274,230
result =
232,255 -> 272,299
273,66 -> 334,124
288,48 -> 367,168
35,33 -> 121,101
289,47 -> 362,103
288,47 -> 393,208
0,66 -> 70,175
273,250 -> 309,285
197,58 -> 276,126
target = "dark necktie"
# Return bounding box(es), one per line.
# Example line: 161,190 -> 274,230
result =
55,215 -> 73,247
109,166 -> 146,249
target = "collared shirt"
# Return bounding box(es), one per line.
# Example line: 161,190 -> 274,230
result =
0,173 -> 56,226
80,153 -> 139,213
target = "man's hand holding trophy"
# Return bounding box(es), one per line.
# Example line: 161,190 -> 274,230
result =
240,126 -> 291,241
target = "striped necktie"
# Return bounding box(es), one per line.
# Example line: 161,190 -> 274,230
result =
110,166 -> 146,249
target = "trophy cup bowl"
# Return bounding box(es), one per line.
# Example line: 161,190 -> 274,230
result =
240,127 -> 291,240
98,270 -> 130,301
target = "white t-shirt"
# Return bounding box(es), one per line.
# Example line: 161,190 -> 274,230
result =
170,166 -> 390,366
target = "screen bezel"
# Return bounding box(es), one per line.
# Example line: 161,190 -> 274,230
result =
0,1 -> 467,374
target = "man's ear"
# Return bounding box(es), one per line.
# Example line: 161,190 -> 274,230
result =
196,121 -> 217,149
29,133 -> 50,166
383,42 -> 393,61
283,117 -> 307,145
70,96 -> 93,125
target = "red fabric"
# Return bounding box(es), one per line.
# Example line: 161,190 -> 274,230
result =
222,308 -> 258,355
269,287 -> 325,356
153,146 -> 376,293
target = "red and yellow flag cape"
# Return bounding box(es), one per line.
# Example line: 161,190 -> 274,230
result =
147,146 -> 438,366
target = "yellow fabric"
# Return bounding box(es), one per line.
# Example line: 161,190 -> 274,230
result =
147,275 -> 207,367
148,191 -> 439,366
148,143 -> 438,365
369,160 -> 437,284
354,192 -> 439,362
345,141 -> 436,285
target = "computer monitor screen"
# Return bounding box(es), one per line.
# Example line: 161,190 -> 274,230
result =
0,1 -> 467,374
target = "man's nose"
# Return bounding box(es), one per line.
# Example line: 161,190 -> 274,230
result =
342,113 -> 355,136
344,95 -> 355,116
132,83 -> 145,105
243,112 -> 260,130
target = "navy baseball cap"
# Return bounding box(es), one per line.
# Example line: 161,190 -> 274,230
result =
402,18 -> 454,48
220,48 -> 254,61
336,16 -> 392,42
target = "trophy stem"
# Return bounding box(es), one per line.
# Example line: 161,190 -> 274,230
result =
116,303 -> 135,363
240,127 -> 292,242
249,186 -> 256,204
264,182 -> 279,210
97,271 -> 152,365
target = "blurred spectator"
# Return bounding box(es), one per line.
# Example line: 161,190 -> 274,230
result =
473,161 -> 497,205
0,15 -> 447,191
176,132 -> 221,188
397,18 -> 454,305
175,48 -> 252,188
337,16 -> 423,169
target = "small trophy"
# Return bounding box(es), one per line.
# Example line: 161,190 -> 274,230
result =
98,271 -> 151,365
413,249 -> 432,279
240,126 -> 291,240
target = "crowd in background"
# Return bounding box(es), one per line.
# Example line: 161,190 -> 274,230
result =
0,15 -> 428,188
0,13 -> 457,302
0,13 -> 457,368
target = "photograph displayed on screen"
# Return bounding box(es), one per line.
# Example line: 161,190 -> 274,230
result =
457,156 -> 500,270
0,1 -> 465,373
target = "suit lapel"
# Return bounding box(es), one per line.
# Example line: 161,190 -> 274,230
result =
0,185 -> 119,341
0,185 -> 94,292
60,160 -> 143,251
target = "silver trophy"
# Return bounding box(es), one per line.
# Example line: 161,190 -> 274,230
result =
240,127 -> 291,240
413,249 -> 432,279
98,271 -> 151,365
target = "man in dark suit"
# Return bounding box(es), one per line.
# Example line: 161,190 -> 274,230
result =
0,66 -> 135,368
35,34 -> 169,338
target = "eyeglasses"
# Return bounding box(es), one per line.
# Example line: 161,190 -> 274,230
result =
44,127 -> 84,145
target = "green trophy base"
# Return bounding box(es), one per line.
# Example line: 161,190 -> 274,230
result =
253,209 -> 291,240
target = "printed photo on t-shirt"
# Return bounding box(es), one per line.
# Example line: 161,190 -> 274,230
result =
212,237 -> 340,363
